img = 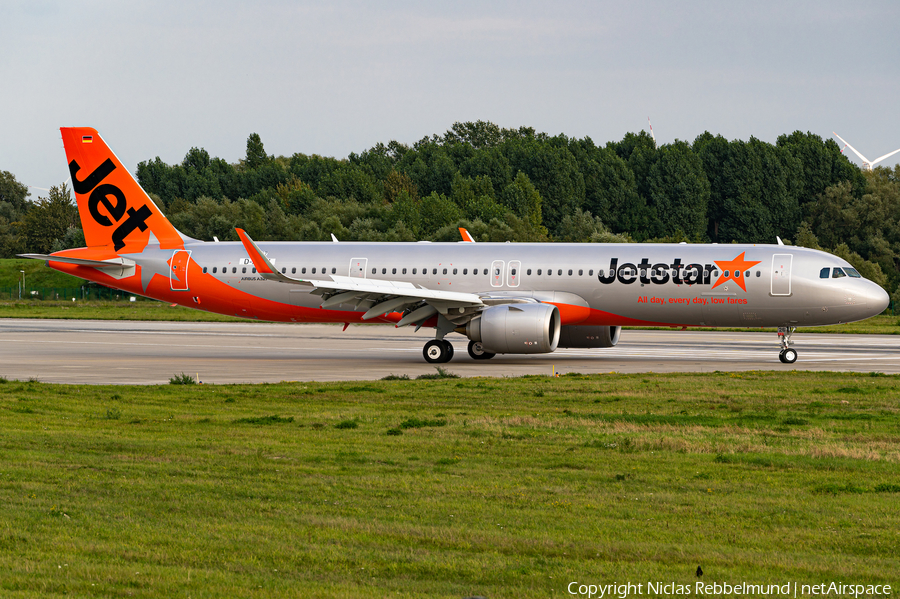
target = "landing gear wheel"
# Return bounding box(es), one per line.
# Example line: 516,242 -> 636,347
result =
441,339 -> 454,361
777,326 -> 798,364
424,339 -> 453,364
467,340 -> 496,360
779,348 -> 798,364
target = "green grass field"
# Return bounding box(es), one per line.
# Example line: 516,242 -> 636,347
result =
1,372 -> 898,597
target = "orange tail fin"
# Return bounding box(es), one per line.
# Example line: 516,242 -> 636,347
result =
61,127 -> 186,252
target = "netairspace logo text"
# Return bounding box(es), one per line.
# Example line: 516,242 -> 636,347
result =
567,581 -> 892,599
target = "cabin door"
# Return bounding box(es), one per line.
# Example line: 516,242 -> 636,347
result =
770,254 -> 793,296
170,250 -> 191,291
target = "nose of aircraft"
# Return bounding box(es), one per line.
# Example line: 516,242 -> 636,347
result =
865,282 -> 890,316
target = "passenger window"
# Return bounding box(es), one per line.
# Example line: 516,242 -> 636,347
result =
598,269 -> 603,277
412,268 -> 417,275
526,269 -> 531,275
639,269 -> 645,277
735,270 -> 741,278
453,268 -> 457,275
203,267 -> 208,274
402,268 -> 407,275
494,268 -> 500,275
578,269 -> 583,276
281,267 -> 286,274
242,267 -> 247,273
382,268 -> 387,274
392,268 -> 397,274
511,268 -> 517,275
845,268 -> 862,278
232,267 -> 237,274
832,268 -> 847,278
724,270 -> 729,277
568,269 -> 573,276
291,267 -> 296,274
372,268 -> 376,274
558,269 -> 562,276
444,268 -> 448,275
252,268 -> 257,273
463,268 -> 468,275
548,269 -> 553,276
312,268 -> 317,274
756,271 -> 760,277
211,267 -> 216,273
537,269 -> 542,275
819,268 -> 830,278
332,267 -> 336,274
433,268 -> 437,275
302,267 -> 306,274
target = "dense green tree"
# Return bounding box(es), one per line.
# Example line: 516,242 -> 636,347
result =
501,135 -> 585,234
244,133 -> 269,170
442,120 -> 504,149
419,192 -> 462,235
382,170 -> 418,204
21,183 -> 78,254
0,170 -> 30,257
500,172 -> 545,232
777,131 -> 867,207
646,141 -> 709,239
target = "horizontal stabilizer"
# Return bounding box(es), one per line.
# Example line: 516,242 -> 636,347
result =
19,253 -> 135,268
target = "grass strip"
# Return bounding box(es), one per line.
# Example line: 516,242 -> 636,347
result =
1,371 -> 899,597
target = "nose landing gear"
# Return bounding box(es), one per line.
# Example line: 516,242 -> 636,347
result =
777,326 -> 797,363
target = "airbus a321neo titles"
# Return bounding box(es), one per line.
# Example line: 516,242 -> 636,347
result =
23,128 -> 890,364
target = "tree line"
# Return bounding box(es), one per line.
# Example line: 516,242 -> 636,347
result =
3,121 -> 900,301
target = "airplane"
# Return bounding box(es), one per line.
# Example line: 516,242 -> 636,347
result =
21,127 -> 890,365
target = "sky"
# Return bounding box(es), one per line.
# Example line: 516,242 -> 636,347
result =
2,0 -> 899,195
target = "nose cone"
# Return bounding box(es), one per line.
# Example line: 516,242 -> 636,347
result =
865,282 -> 890,316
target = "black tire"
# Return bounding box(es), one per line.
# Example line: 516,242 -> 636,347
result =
424,339 -> 446,363
467,340 -> 496,360
442,340 -> 455,362
782,348 -> 797,364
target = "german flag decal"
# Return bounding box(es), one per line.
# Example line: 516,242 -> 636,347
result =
82,135 -> 93,143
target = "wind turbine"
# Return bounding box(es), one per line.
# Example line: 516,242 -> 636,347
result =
647,117 -> 657,149
833,132 -> 900,171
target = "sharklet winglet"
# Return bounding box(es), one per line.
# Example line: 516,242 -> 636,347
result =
235,228 -> 311,285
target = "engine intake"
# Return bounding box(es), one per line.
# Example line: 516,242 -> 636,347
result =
466,303 -> 560,354
557,325 -> 621,348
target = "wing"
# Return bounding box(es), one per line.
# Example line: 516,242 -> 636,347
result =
235,228 -> 485,327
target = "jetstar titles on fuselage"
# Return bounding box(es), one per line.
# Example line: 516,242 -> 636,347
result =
598,252 -> 762,291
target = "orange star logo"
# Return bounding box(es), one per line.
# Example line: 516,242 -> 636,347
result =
712,252 -> 761,292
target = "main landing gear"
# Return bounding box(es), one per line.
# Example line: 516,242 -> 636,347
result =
467,340 -> 496,360
777,326 -> 797,364
423,339 -> 454,363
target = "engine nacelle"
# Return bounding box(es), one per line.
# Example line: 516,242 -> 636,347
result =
557,325 -> 621,348
466,303 -> 560,354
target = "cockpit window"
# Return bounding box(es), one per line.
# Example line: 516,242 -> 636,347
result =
819,268 -> 830,279
844,267 -> 862,278
832,267 -> 847,279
